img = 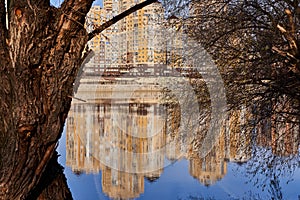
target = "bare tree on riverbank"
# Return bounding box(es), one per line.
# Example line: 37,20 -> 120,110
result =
187,0 -> 300,126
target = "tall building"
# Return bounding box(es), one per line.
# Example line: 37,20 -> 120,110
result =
109,1 -> 167,75
103,0 -> 112,12
85,5 -> 107,75
84,1 -> 187,77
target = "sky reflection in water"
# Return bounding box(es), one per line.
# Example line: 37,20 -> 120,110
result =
57,81 -> 300,200
58,133 -> 300,200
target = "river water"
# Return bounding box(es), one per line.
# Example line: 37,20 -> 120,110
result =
58,77 -> 300,200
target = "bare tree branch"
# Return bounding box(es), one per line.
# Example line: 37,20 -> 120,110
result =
188,0 -> 300,124
88,0 -> 158,41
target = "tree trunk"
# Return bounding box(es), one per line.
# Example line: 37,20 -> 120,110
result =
26,152 -> 73,200
0,0 -> 158,199
0,0 -> 93,199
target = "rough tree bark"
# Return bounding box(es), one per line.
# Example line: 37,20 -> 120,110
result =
0,0 -> 157,199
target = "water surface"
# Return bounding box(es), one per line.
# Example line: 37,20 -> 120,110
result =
58,78 -> 300,200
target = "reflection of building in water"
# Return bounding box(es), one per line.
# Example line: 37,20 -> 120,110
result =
67,106 -> 102,174
168,107 -> 253,186
188,130 -> 227,186
102,167 -> 144,199
255,103 -> 300,156
66,97 -> 166,199
187,108 -> 251,186
66,89 -> 300,195
271,111 -> 300,156
165,104 -> 187,161
189,154 -> 227,186
226,108 -> 252,163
